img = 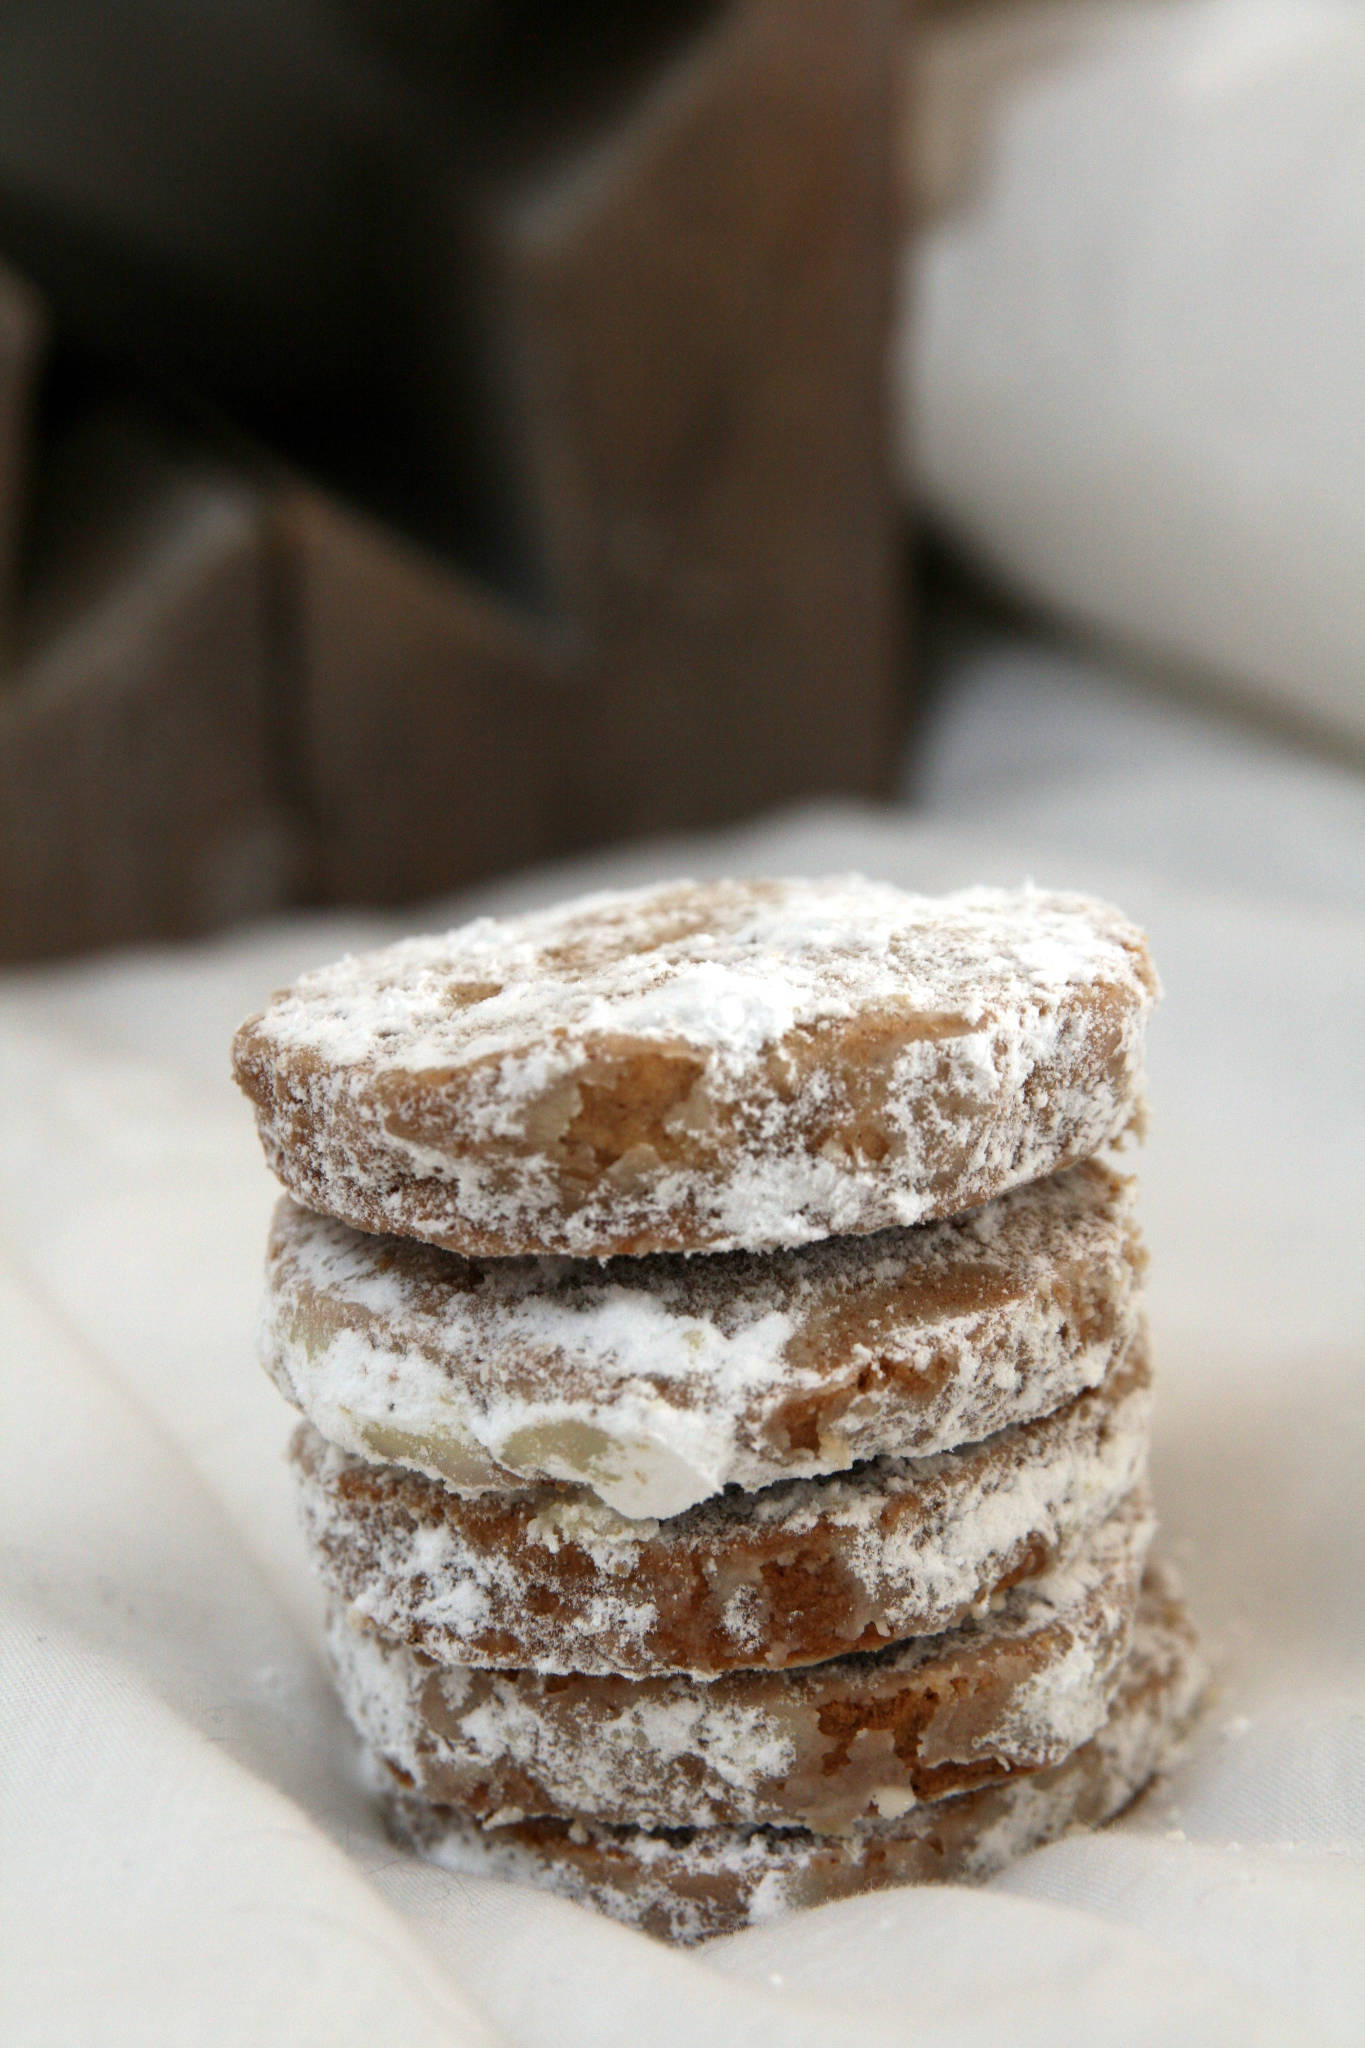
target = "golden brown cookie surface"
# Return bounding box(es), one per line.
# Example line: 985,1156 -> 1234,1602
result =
233,878 -> 1158,1257
380,1565 -> 1203,1942
330,1488 -> 1152,1833
294,1340 -> 1150,1677
263,1160 -> 1144,1517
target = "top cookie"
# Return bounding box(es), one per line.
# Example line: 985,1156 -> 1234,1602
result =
232,877 -> 1158,1257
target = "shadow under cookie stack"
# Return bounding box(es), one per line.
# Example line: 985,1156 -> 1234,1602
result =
232,877 -> 1203,1942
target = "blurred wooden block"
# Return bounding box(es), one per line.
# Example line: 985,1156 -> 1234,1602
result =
0,1 -> 908,946
0,257 -> 44,651
283,488 -> 572,903
0,415 -> 290,957
490,0 -> 902,845
299,0 -> 904,901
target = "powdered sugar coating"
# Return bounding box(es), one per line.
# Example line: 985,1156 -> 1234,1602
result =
328,1488 -> 1153,1833
232,878 -> 1158,1257
292,1342 -> 1151,1677
262,1162 -> 1143,1518
381,1565 -> 1204,1942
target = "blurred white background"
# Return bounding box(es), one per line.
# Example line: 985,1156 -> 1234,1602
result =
899,0 -> 1365,910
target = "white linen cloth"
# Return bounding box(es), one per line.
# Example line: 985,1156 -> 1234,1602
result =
902,0 -> 1365,751
3,664 -> 1364,2044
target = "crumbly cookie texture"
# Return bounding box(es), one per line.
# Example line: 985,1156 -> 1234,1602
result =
293,1339 -> 1150,1678
232,878 -> 1159,1257
381,1564 -> 1203,1942
262,1161 -> 1143,1518
330,1488 -> 1153,1834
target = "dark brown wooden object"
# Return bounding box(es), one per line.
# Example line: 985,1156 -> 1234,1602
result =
0,260 -> 44,654
293,0 -> 903,903
0,408 -> 289,956
0,0 -> 906,955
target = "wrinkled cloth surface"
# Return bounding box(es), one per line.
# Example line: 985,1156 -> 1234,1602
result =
3,652 -> 1364,2045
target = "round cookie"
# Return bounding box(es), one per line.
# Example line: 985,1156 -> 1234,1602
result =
232,878 -> 1159,1257
330,1488 -> 1153,1833
264,1160 -> 1144,1518
292,1339 -> 1151,1677
381,1565 -> 1203,1942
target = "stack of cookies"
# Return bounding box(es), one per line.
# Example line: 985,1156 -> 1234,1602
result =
232,878 -> 1202,1942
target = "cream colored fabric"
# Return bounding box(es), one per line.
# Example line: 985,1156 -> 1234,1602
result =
3,702 -> 1363,2041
